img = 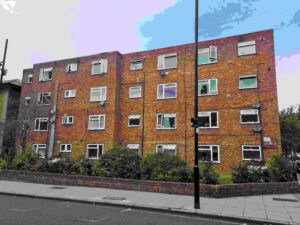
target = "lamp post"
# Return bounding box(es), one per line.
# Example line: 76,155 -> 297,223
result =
192,0 -> 200,209
0,39 -> 8,84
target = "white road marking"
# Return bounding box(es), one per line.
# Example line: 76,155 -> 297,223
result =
9,207 -> 41,213
120,208 -> 132,213
79,219 -> 97,223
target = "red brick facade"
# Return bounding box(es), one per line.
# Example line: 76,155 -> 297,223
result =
17,29 -> 281,172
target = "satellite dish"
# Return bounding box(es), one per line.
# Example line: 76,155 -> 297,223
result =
100,101 -> 106,106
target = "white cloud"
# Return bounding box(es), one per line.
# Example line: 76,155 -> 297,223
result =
0,0 -> 16,14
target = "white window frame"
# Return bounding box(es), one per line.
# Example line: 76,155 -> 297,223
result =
25,97 -> 31,106
198,145 -> 220,163
64,90 -> 76,98
198,46 -> 218,65
34,118 -> 48,131
238,40 -> 256,56
156,144 -> 177,156
90,87 -> 107,102
157,83 -> 177,99
198,111 -> 219,129
240,109 -> 260,124
157,113 -> 177,130
157,53 -> 177,70
39,67 -> 53,81
60,144 -> 72,153
129,86 -> 142,98
32,144 -> 46,158
87,144 -> 104,159
88,114 -> 105,130
242,145 -> 262,160
127,144 -> 140,154
130,59 -> 143,71
239,74 -> 258,89
91,59 -> 108,75
27,74 -> 33,83
65,63 -> 78,73
128,115 -> 141,127
37,92 -> 51,106
198,79 -> 218,96
62,115 -> 74,125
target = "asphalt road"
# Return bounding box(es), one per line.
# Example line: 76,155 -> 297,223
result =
0,194 -> 262,225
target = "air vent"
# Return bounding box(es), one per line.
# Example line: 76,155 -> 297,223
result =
253,125 -> 262,133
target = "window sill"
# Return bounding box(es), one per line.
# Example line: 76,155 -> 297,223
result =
157,67 -> 177,71
198,93 -> 218,97
60,151 -> 72,153
199,127 -> 219,129
129,96 -> 142,99
156,128 -> 177,130
91,72 -> 106,75
198,61 -> 218,66
157,97 -> 177,100
88,128 -> 105,131
238,52 -> 257,57
34,130 -> 48,132
240,122 -> 260,125
239,87 -> 258,90
128,125 -> 141,128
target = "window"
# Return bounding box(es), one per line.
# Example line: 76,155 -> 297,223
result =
60,144 -> 72,153
127,144 -> 140,154
156,144 -> 176,156
242,145 -> 261,160
198,46 -> 218,65
198,145 -> 220,163
87,144 -> 103,159
90,87 -> 107,102
198,111 -> 218,128
239,75 -> 257,89
157,113 -> 176,129
157,83 -> 177,99
27,74 -> 33,83
91,59 -> 108,75
37,92 -> 51,106
62,115 -> 74,125
240,109 -> 259,124
157,53 -> 177,70
198,79 -> 218,96
238,40 -> 256,56
130,59 -> 143,71
88,115 -> 105,130
25,97 -> 31,105
32,144 -> 46,158
129,86 -> 142,98
128,115 -> 141,127
64,90 -> 76,98
39,67 -> 53,81
65,63 -> 78,73
34,118 -> 48,131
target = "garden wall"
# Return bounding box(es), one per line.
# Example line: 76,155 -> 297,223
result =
0,169 -> 299,198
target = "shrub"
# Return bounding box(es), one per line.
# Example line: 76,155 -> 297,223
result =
199,162 -> 219,184
78,158 -> 93,175
92,147 -> 141,179
267,153 -> 297,182
141,153 -> 192,182
42,157 -> 80,175
231,161 -> 270,183
12,149 -> 39,171
0,158 -> 8,169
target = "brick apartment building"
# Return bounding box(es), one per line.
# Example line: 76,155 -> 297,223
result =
16,29 -> 281,172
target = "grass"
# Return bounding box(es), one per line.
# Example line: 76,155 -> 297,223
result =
218,174 -> 233,184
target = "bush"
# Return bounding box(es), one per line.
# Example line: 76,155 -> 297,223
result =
12,149 -> 39,171
78,158 -> 93,175
199,162 -> 219,184
42,157 -> 80,175
141,153 -> 192,182
267,154 -> 297,182
232,161 -> 270,183
0,158 -> 8,169
92,147 -> 141,179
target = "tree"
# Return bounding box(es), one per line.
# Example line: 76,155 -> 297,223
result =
280,105 -> 300,157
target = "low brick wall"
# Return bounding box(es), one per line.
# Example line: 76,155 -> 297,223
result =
0,169 -> 299,198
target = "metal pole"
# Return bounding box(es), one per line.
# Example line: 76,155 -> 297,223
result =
193,0 -> 200,209
1,39 -> 8,84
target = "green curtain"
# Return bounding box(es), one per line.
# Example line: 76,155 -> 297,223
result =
164,117 -> 171,128
240,78 -> 256,88
210,79 -> 217,91
198,54 -> 209,65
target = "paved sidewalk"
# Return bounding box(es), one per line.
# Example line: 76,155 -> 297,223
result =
0,181 -> 300,224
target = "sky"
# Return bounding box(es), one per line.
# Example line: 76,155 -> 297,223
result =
0,0 -> 299,109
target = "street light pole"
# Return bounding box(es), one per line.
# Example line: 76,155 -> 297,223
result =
0,39 -> 8,84
193,0 -> 200,209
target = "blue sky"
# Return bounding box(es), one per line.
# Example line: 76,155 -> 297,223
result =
0,0 -> 299,109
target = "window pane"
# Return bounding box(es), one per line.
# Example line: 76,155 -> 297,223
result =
169,117 -> 175,128
130,118 -> 140,126
241,114 -> 258,123
165,56 -> 177,68
244,150 -> 261,160
212,146 -> 219,162
165,149 -> 176,156
157,145 -> 163,153
92,64 -> 101,74
210,79 -> 217,92
240,77 -> 257,88
199,116 -> 210,127
88,148 -> 98,158
211,112 -> 217,127
158,85 -> 164,98
199,83 -> 208,95
164,86 -> 176,98
199,150 -> 211,161
40,121 -> 48,130
198,53 -> 209,64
